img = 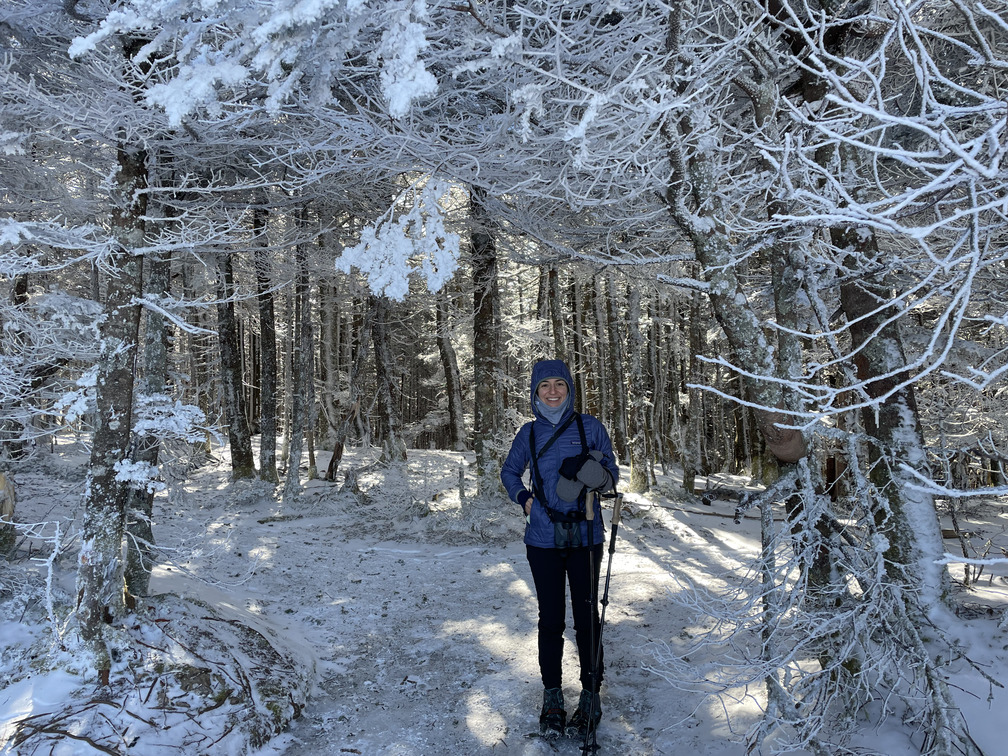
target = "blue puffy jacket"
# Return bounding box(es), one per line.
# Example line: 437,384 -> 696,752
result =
501,359 -> 619,548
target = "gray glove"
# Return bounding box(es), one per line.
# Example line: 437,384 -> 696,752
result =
577,450 -> 611,491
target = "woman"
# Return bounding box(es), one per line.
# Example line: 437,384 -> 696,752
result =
500,358 -> 619,738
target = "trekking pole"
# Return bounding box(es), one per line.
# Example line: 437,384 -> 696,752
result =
582,492 -> 621,755
584,489 -> 597,744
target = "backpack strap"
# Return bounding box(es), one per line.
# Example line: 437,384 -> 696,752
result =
529,413 -> 589,523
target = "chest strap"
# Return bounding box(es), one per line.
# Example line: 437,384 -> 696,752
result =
529,412 -> 588,523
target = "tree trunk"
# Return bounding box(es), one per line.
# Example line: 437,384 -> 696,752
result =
181,261 -> 212,457
123,247 -> 169,600
319,280 -> 339,450
254,207 -> 279,484
76,136 -> 146,683
436,290 -> 466,451
648,295 -> 666,475
471,187 -> 502,494
536,266 -> 549,320
548,266 -> 566,364
570,277 -> 589,412
662,6 -> 807,465
591,273 -> 610,427
604,270 -> 628,463
837,228 -> 946,596
1,274 -> 30,457
324,303 -> 373,482
371,294 -> 407,463
625,286 -> 650,492
216,252 -> 256,479
682,290 -> 704,495
283,234 -> 313,499
280,288 -> 294,470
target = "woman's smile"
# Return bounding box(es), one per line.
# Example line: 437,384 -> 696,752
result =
538,379 -> 568,407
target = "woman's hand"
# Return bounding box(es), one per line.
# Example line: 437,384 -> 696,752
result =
524,498 -> 533,517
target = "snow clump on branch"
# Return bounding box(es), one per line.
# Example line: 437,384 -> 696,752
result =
376,0 -> 438,118
336,179 -> 460,301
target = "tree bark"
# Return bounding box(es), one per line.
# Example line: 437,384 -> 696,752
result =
837,228 -> 946,595
76,134 -> 146,682
283,232 -> 313,499
604,270 -> 628,463
324,303 -> 373,482
548,266 -> 566,364
570,277 -> 589,412
123,247 -> 169,600
591,273 -> 610,427
216,252 -> 256,479
682,290 -> 704,494
470,187 -> 502,494
1,274 -> 30,457
625,286 -> 650,492
181,261 -> 212,457
371,294 -> 407,463
254,206 -> 279,484
436,289 -> 466,451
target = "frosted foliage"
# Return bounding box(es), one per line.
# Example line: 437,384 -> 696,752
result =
0,221 -> 27,249
68,7 -> 149,58
376,0 -> 437,118
1,131 -> 25,156
453,33 -> 522,76
114,459 -> 166,493
147,57 -> 249,127
69,0 -> 362,124
132,393 -> 210,444
336,180 -> 459,300
55,367 -> 99,425
29,291 -> 102,338
511,84 -> 546,143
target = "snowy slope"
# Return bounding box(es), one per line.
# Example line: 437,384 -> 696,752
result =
1,444 -> 1005,755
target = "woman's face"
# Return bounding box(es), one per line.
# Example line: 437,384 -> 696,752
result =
537,378 -> 569,409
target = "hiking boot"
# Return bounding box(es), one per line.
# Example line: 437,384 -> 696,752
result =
565,688 -> 601,738
539,687 -> 566,737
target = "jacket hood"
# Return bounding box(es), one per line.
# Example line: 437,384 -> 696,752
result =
530,359 -> 575,423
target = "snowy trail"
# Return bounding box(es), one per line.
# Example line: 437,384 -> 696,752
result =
148,469 -> 761,755
228,528 -> 686,753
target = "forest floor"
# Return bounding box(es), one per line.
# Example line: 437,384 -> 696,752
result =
1,440 -> 1006,755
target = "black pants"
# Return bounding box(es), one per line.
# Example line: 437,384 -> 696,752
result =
527,543 -> 604,692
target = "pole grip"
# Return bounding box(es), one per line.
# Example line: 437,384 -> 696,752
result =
585,490 -> 595,521
607,493 -> 622,553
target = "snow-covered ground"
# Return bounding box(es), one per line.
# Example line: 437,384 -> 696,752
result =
1,442 -> 1006,755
